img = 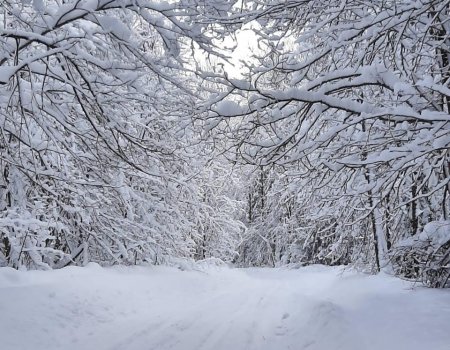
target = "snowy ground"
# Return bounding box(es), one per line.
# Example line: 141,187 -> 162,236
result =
1,263 -> 450,350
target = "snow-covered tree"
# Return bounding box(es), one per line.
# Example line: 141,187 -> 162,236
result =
0,0 -> 242,268
204,0 -> 450,284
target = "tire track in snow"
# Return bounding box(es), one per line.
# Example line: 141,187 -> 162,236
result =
109,272 -> 293,350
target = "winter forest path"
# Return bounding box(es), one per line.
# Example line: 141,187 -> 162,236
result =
1,264 -> 450,350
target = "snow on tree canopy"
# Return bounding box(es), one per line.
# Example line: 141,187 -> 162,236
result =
214,100 -> 245,117
418,221 -> 450,249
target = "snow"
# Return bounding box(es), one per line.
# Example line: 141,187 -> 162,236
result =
396,220 -> 450,249
1,264 -> 450,350
0,66 -> 16,84
214,100 -> 245,117
418,220 -> 450,248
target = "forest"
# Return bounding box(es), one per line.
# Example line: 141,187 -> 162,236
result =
1,0 -> 449,289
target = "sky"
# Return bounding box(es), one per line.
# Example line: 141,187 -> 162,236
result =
224,24 -> 261,78
191,22 -> 262,79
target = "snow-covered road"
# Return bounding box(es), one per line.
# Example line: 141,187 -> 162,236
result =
1,263 -> 450,350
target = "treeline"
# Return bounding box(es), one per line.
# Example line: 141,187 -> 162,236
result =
1,0 -> 449,287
